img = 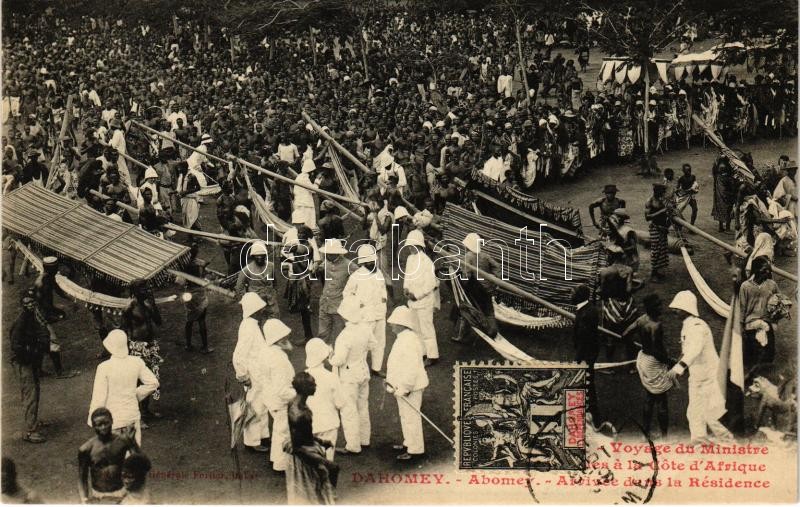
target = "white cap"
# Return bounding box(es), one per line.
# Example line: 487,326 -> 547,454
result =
356,244 -> 377,264
103,329 -> 129,357
669,290 -> 699,317
394,206 -> 410,220
337,297 -> 362,322
250,240 -> 268,256
240,292 -> 267,318
301,158 -> 316,173
305,338 -> 331,368
387,305 -> 417,329
234,205 -> 250,217
200,134 -> 214,145
405,229 -> 425,248
320,238 -> 348,255
462,232 -> 481,254
262,319 -> 291,346
144,167 -> 159,180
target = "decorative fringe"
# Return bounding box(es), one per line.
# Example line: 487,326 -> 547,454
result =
469,168 -> 583,234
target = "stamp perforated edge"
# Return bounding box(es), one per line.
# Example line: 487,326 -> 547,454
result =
453,359 -> 590,473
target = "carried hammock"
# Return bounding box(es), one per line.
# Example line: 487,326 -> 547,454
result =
450,277 -> 635,369
441,203 -> 605,320
692,113 -> 757,184
468,169 -> 584,237
2,184 -> 190,286
14,240 -> 178,313
242,165 -> 290,236
681,246 -> 731,318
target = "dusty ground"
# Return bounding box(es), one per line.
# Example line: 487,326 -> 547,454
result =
2,132 -> 795,504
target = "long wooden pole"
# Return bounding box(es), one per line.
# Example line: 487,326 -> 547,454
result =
233,155 -> 366,207
168,269 -> 237,299
46,94 -> 75,189
672,216 -> 797,282
459,256 -> 621,339
131,120 -> 229,165
302,112 -> 374,174
88,189 -> 280,245
514,19 -> 531,96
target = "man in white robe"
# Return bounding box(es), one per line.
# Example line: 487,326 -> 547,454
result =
305,338 -> 346,461
232,293 -> 270,452
293,159 -> 318,228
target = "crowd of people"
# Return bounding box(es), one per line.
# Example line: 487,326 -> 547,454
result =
1,5 -> 797,505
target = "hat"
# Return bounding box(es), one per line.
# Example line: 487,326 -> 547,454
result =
563,110 -> 576,118
26,148 -> 39,158
320,238 -> 347,255
649,99 -> 657,106
240,292 -> 267,318
262,319 -> 291,346
435,120 -> 446,128
337,297 -> 362,322
144,167 -> 159,180
356,244 -> 377,264
547,114 -> 559,124
603,184 -> 618,194
462,232 -> 481,254
612,208 -> 630,221
301,158 -> 316,173
614,100 -> 622,106
250,240 -> 268,256
678,89 -> 687,95
405,229 -> 425,248
394,206 -> 410,220
669,290 -> 698,317
103,330 -> 129,357
387,305 -> 417,329
43,256 -> 58,267
538,119 -> 547,126
234,205 -> 250,217
200,134 -> 214,145
305,338 -> 331,368
321,161 -> 334,170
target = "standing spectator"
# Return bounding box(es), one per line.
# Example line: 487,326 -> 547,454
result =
739,256 -> 780,366
645,183 -> 670,282
571,284 -> 601,419
9,294 -> 51,443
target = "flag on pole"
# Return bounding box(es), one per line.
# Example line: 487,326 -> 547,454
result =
717,293 -> 745,432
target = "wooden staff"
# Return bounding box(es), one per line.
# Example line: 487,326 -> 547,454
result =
89,190 -> 280,245
302,111 -> 374,175
672,216 -> 797,283
232,155 -> 367,207
131,120 -> 228,166
168,269 -> 237,299
98,139 -> 152,172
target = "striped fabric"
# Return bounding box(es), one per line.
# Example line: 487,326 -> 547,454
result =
468,169 -> 584,236
2,184 -> 189,285
440,203 -> 605,317
242,166 -> 291,236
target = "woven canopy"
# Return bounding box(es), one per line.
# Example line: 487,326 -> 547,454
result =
2,184 -> 190,284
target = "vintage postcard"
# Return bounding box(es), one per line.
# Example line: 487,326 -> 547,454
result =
1,0 -> 797,504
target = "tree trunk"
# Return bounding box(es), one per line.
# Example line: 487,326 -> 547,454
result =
643,67 -> 650,154
515,20 -> 531,99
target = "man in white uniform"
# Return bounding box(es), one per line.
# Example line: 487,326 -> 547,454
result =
253,318 -> 296,471
305,338 -> 346,461
668,291 -> 734,443
329,298 -> 372,455
385,306 -> 429,461
342,244 -> 388,376
402,230 -> 440,366
232,293 -> 270,452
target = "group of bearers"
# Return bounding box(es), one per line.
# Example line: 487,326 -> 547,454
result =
232,232 -> 442,503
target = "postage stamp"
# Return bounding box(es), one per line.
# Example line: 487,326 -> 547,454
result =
455,362 -> 588,471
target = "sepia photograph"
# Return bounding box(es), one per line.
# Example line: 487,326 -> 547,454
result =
0,0 -> 797,503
